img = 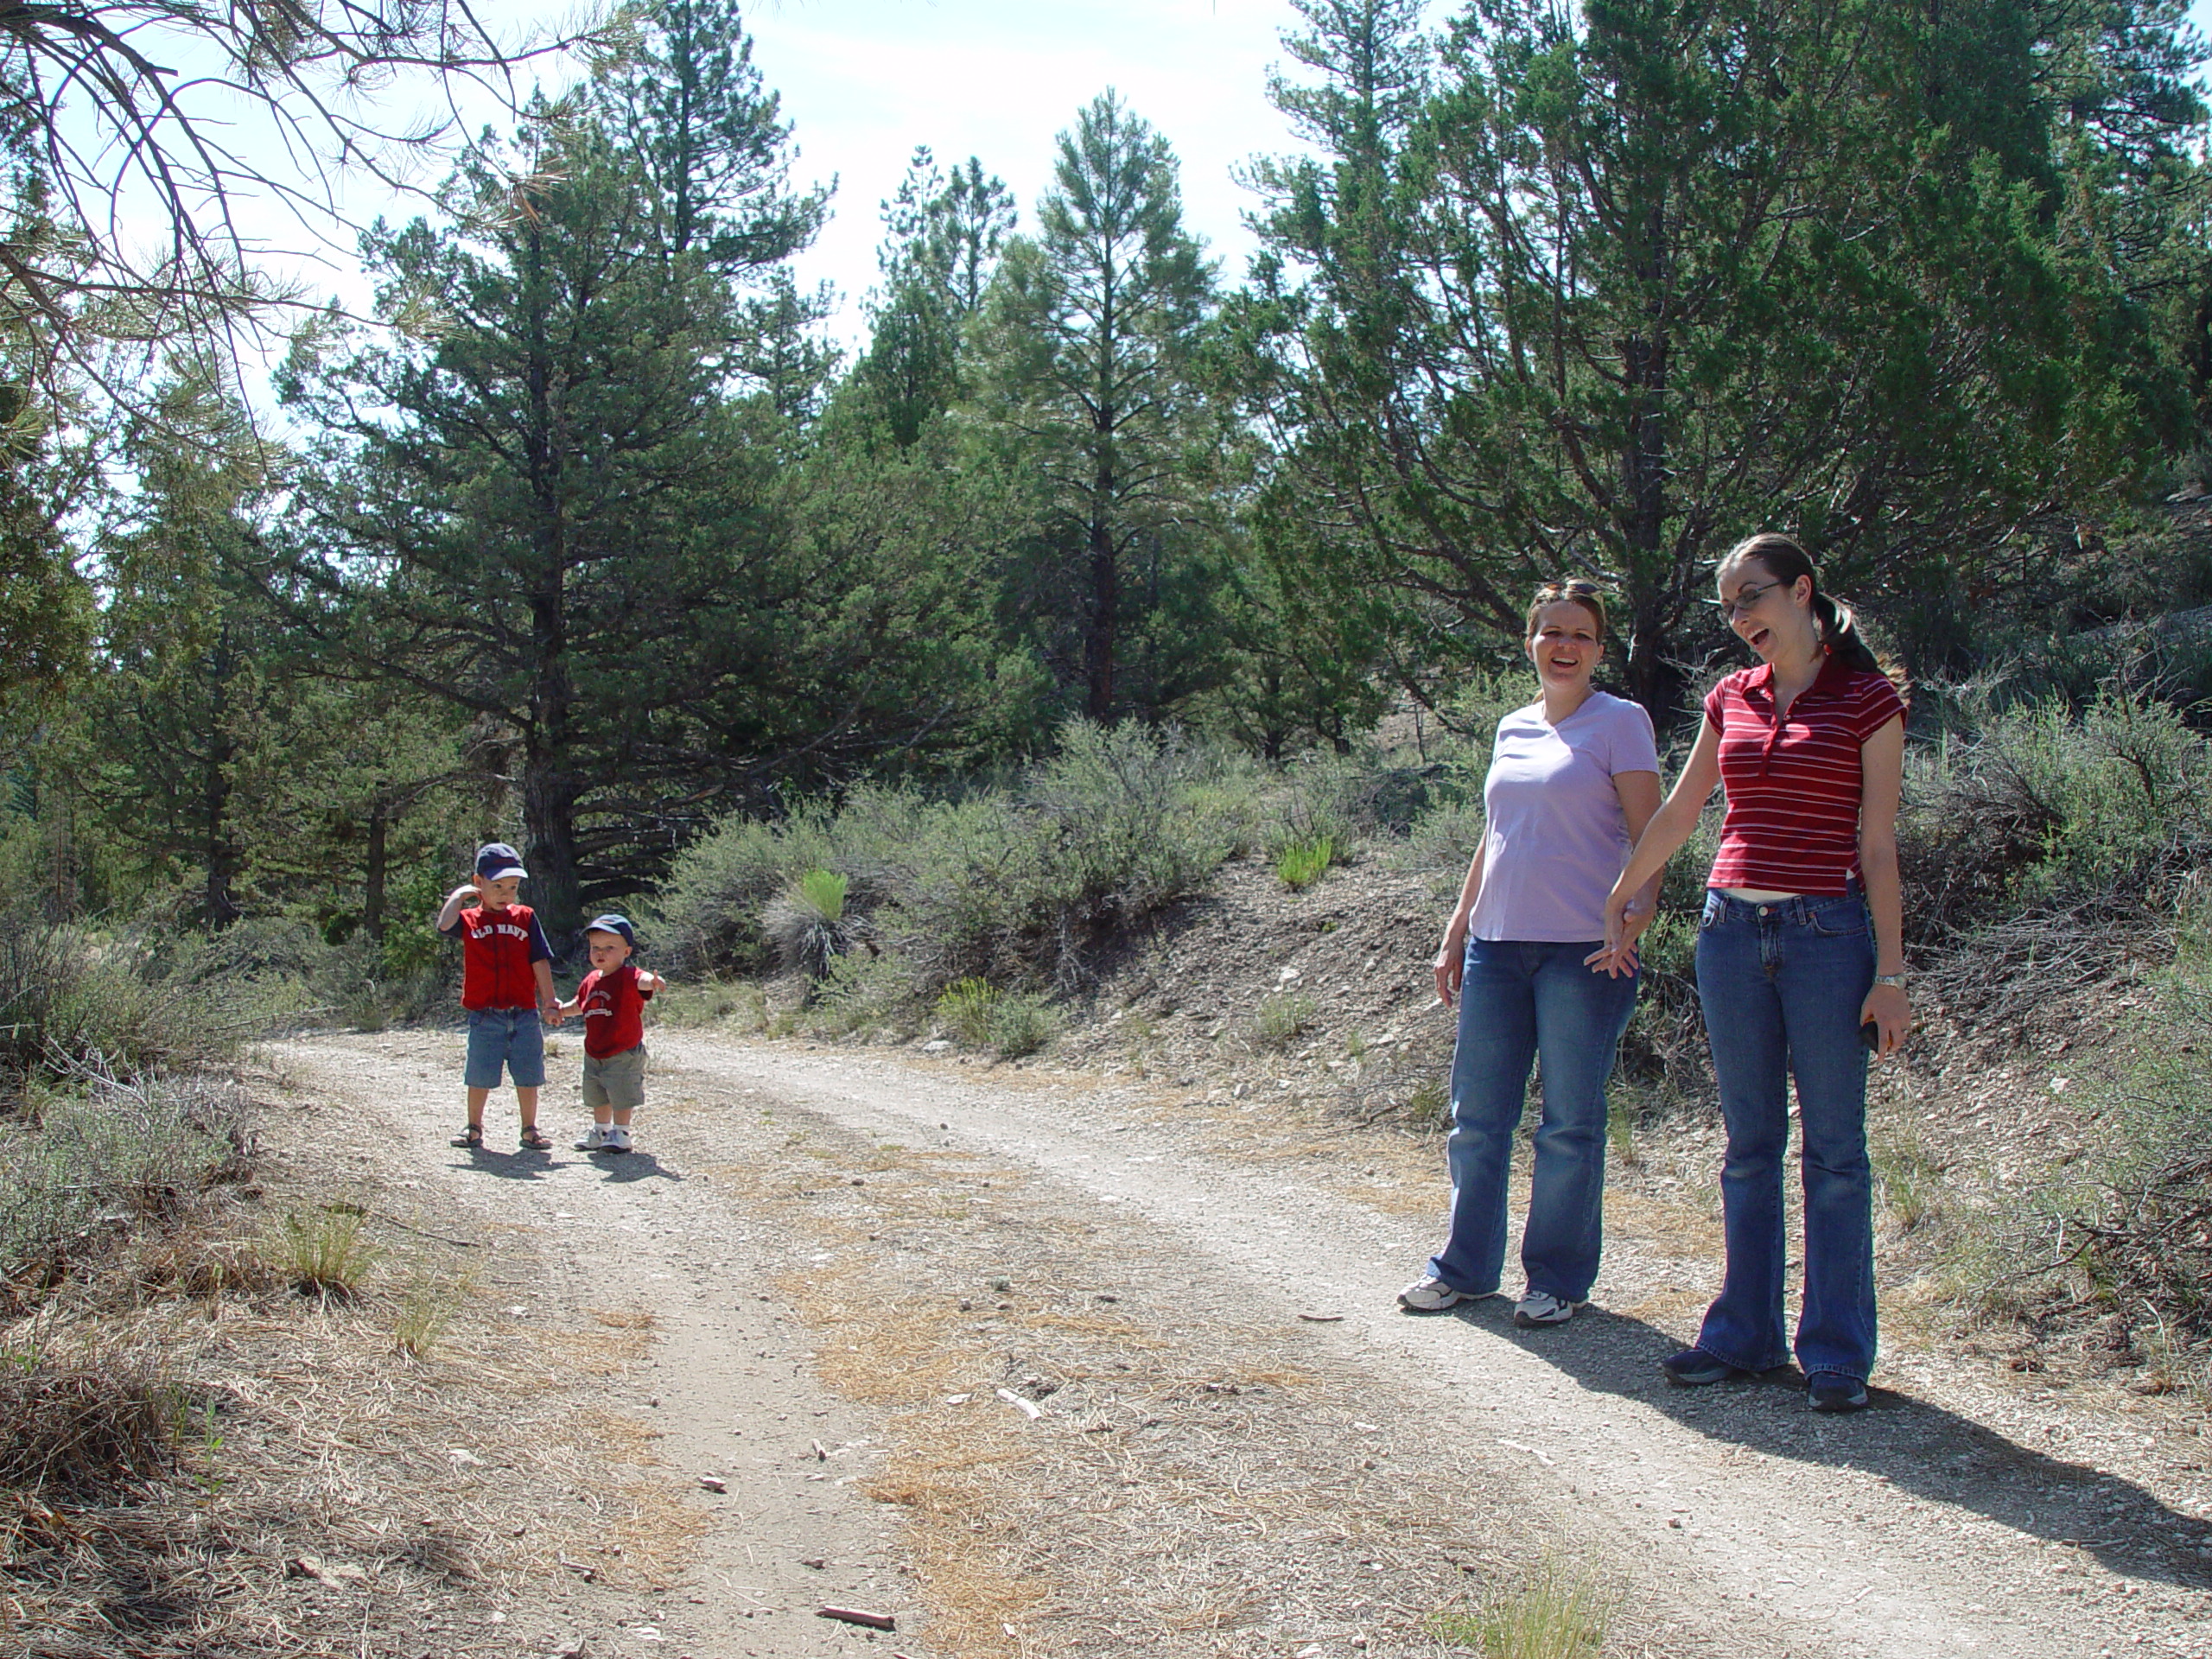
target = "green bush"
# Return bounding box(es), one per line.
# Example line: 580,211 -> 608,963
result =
799,868 -> 849,921
1389,798 -> 1486,888
660,721 -> 1256,997
985,993 -> 1057,1058
1274,833 -> 1338,892
931,977 -> 1056,1058
934,977 -> 1001,1046
1949,914 -> 2212,1397
1903,685 -> 2212,936
805,949 -> 918,1039
766,867 -> 861,984
0,1066 -> 252,1294
0,920 -> 279,1090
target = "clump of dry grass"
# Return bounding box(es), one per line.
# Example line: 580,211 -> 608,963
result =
0,1338 -> 178,1496
393,1261 -> 480,1359
275,1203 -> 377,1300
1435,1556 -> 1623,1657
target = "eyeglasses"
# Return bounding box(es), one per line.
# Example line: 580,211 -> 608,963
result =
1712,580 -> 1780,620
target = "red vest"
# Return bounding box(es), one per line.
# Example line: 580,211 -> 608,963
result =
458,904 -> 543,1010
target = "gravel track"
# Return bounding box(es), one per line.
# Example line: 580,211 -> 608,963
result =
270,1028 -> 2212,1659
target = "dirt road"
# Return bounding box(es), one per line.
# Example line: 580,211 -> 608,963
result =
266,1028 -> 2212,1658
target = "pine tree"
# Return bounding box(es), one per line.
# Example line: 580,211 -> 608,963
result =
1236,0 -> 2205,717
978,92 -> 1218,721
857,148 -> 1016,447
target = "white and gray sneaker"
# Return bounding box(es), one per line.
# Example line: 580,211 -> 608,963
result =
1398,1275 -> 1474,1313
1513,1291 -> 1586,1327
606,1125 -> 634,1154
575,1124 -> 609,1152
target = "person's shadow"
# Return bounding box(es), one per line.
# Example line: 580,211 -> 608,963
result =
452,1146 -> 683,1185
1438,1298 -> 2212,1589
450,1145 -> 561,1182
587,1149 -> 682,1185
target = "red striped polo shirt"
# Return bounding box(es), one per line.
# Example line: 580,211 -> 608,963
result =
1703,658 -> 1905,894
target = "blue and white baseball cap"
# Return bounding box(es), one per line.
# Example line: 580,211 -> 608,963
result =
584,913 -> 637,950
475,842 -> 528,881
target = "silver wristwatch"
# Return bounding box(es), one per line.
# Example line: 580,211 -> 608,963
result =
1872,972 -> 1908,990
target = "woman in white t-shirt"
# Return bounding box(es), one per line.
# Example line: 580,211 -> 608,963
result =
1399,582 -> 1663,1325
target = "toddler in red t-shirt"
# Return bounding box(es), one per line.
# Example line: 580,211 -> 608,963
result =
556,914 -> 665,1154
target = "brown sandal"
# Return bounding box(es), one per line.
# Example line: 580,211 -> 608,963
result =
452,1122 -> 484,1148
518,1125 -> 552,1151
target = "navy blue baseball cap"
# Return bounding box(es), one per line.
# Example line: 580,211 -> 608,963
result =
475,842 -> 528,880
584,913 -> 637,950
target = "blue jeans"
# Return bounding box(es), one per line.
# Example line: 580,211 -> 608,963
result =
464,1007 -> 546,1090
1427,939 -> 1639,1301
1693,891 -> 1877,1381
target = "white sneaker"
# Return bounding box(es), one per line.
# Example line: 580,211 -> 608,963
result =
606,1125 -> 633,1154
575,1125 -> 609,1151
1397,1275 -> 1473,1312
1513,1290 -> 1586,1327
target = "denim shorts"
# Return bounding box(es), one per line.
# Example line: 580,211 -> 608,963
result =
464,1007 -> 545,1090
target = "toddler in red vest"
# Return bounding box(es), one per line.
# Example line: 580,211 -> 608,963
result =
435,842 -> 563,1151
556,914 -> 665,1154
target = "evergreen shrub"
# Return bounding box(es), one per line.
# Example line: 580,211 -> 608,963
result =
660,721 -> 1259,998
0,920 -> 270,1087
1961,907 -> 2212,1400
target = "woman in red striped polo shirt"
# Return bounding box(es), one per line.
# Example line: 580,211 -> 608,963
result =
1599,533 -> 1907,1414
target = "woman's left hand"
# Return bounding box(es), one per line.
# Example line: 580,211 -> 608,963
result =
1859,981 -> 1910,1058
1584,893 -> 1653,977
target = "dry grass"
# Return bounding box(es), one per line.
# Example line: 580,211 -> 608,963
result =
0,1334 -> 179,1496
1434,1554 -> 1623,1657
0,1082 -> 716,1657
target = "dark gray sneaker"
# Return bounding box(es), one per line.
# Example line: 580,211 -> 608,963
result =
1660,1347 -> 1746,1387
1807,1372 -> 1869,1413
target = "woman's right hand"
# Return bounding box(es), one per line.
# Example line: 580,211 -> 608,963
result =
1434,927 -> 1468,1007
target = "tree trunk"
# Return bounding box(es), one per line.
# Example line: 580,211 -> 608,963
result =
201,631 -> 242,930
521,753 -> 583,942
1620,192 -> 1682,728
1085,475 -> 1117,721
363,802 -> 387,944
1623,595 -> 1691,734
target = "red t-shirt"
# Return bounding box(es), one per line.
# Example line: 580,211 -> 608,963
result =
442,903 -> 552,1011
575,962 -> 653,1058
1703,658 -> 1905,894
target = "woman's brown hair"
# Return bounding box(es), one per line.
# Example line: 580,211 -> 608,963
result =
1718,533 -> 1885,677
1526,579 -> 1607,641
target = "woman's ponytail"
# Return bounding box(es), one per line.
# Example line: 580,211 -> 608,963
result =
1809,590 -> 1882,675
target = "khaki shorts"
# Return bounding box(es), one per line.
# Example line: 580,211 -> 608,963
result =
581,1044 -> 647,1111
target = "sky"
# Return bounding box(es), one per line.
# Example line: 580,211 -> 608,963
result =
128,0 -> 2212,369
730,0 -> 2212,345
740,0 -> 1376,340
